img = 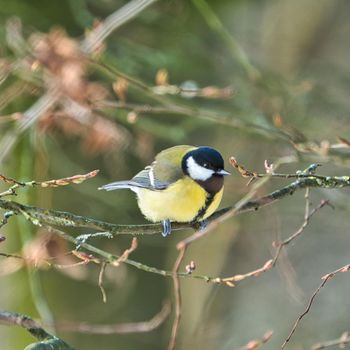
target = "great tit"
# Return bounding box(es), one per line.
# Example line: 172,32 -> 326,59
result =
99,145 -> 230,237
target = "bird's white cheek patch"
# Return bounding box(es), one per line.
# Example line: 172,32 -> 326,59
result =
187,156 -> 214,181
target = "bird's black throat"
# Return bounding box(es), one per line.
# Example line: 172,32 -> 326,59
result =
193,174 -> 224,222
192,175 -> 224,222
193,176 -> 224,222
195,174 -> 224,195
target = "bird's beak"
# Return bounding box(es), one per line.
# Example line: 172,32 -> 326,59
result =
216,169 -> 231,176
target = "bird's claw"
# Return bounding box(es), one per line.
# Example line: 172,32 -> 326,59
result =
161,219 -> 172,237
191,219 -> 208,231
198,219 -> 208,231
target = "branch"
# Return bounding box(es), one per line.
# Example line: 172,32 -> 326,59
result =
173,167 -> 346,249
80,0 -> 159,54
97,237 -> 138,302
311,331 -> 350,350
167,249 -> 185,350
0,170 -> 99,197
54,301 -> 170,334
236,330 -> 273,350
0,310 -> 75,350
272,198 -> 332,265
281,264 -> 350,349
209,196 -> 331,287
0,173 -> 348,236
0,170 -> 346,284
94,63 -> 291,143
0,168 -> 348,287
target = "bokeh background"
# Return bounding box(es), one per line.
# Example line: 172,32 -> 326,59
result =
1,0 -> 350,349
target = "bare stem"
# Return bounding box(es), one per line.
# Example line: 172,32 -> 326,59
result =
0,310 -> 75,350
311,331 -> 350,350
53,302 -> 170,334
167,248 -> 185,350
281,264 -> 350,349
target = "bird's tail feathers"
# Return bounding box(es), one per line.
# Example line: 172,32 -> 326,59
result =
98,181 -> 143,191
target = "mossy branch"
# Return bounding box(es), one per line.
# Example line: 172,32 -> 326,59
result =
0,173 -> 349,236
0,310 -> 75,350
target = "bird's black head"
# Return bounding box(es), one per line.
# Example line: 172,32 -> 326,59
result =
182,146 -> 230,193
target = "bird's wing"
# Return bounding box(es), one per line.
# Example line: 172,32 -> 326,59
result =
152,145 -> 196,182
132,145 -> 196,190
131,166 -> 168,190
99,145 -> 196,191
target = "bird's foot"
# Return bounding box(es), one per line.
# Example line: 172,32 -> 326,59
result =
198,219 -> 208,231
192,219 -> 208,231
161,219 -> 172,237
198,219 -> 209,231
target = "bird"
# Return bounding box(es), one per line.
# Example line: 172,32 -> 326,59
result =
99,145 -> 230,237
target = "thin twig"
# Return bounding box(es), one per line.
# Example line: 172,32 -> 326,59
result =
213,197 -> 330,287
0,252 -> 23,259
216,259 -> 274,287
112,237 -> 138,266
44,226 -> 242,285
80,0 -> 159,54
98,262 -> 107,303
281,264 -> 350,349
311,331 -> 350,350
0,170 -> 99,197
0,85 -> 61,165
272,198 -> 332,266
166,171 -> 275,347
54,301 -> 170,334
230,157 -> 325,181
0,174 -> 25,186
236,330 -> 274,350
93,61 -> 291,143
167,248 -> 185,350
176,166 -> 347,250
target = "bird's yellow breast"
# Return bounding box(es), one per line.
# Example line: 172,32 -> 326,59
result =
136,177 -> 223,223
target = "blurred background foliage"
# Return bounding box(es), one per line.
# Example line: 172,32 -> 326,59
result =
1,0 -> 350,349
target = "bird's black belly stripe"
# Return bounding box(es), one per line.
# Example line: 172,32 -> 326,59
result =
193,192 -> 215,222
